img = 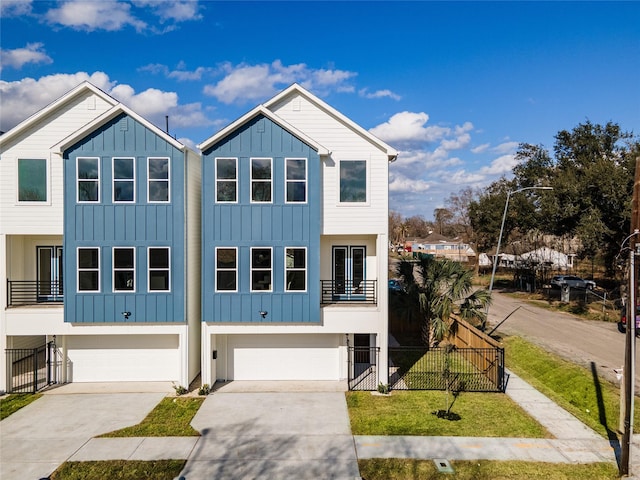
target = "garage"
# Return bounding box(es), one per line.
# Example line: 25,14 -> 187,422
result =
222,334 -> 342,381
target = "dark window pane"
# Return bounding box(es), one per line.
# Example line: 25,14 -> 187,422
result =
149,248 -> 169,268
252,271 -> 271,291
340,160 -> 366,202
78,158 -> 99,179
286,182 -> 305,202
149,158 -> 169,179
286,249 -> 305,268
217,181 -> 236,202
114,271 -> 134,290
217,249 -> 236,269
149,181 -> 169,202
78,181 -> 98,202
217,159 -> 236,179
251,159 -> 271,179
113,158 -> 134,179
252,249 -> 271,268
18,159 -> 47,201
252,182 -> 271,202
149,271 -> 169,291
217,271 -> 236,291
114,248 -> 134,268
286,159 -> 306,180
78,271 -> 98,291
114,181 -> 134,201
78,249 -> 98,268
286,271 -> 306,291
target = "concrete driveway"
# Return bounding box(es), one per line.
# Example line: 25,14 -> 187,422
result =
182,383 -> 359,479
0,385 -> 168,480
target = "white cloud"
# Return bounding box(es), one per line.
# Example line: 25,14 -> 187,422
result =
358,88 -> 401,101
480,154 -> 519,175
133,0 -> 202,22
203,60 -> 356,104
492,141 -> 519,154
139,62 -> 212,81
369,111 -> 450,145
0,43 -> 53,72
389,172 -> 431,193
45,0 -> 147,32
1,0 -> 32,16
471,143 -> 490,154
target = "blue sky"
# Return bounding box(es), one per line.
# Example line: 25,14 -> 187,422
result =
1,1 -> 638,220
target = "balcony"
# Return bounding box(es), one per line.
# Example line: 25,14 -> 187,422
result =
321,280 -> 377,305
7,280 -> 64,306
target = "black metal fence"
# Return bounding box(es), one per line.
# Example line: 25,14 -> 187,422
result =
5,341 -> 58,393
348,346 -> 380,390
321,280 -> 377,304
389,346 -> 505,392
7,280 -> 64,306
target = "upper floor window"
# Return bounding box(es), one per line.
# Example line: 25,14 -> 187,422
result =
113,247 -> 135,291
215,247 -> 237,291
216,158 -> 237,203
285,247 -> 306,291
148,247 -> 170,292
339,160 -> 367,203
148,157 -> 170,202
251,247 -> 272,291
77,157 -> 100,203
77,247 -> 99,292
18,158 -> 47,202
285,158 -> 307,203
251,158 -> 272,203
113,157 -> 135,203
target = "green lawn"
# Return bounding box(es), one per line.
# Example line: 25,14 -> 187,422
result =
99,397 -> 203,437
347,390 -> 549,437
0,393 -> 42,420
49,460 -> 185,480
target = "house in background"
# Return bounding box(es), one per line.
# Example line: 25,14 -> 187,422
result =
198,84 -> 396,387
519,247 -> 575,270
408,233 -> 476,263
0,82 -> 201,392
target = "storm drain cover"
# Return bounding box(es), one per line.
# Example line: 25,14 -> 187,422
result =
434,458 -> 454,474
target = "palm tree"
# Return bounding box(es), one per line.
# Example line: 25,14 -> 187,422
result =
396,255 -> 491,347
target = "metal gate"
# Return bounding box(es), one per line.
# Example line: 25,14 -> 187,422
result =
347,346 -> 380,390
5,341 -> 58,393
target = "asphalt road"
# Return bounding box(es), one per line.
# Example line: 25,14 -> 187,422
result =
486,290 -> 640,389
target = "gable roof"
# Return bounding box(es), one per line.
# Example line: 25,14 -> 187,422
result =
264,83 -> 398,162
53,102 -> 187,155
197,104 -> 330,155
0,81 -> 118,147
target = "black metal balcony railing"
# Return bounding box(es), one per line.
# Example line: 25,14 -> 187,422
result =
7,280 -> 64,306
321,279 -> 376,304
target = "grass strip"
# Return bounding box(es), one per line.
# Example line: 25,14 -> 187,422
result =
0,393 -> 42,420
49,460 -> 185,480
358,458 -> 618,480
503,335 -> 640,438
346,390 -> 549,437
99,397 -> 203,437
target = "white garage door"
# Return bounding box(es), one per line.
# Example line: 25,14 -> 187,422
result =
66,334 -> 180,382
227,334 -> 340,381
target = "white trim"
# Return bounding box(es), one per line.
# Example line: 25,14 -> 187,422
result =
284,157 -> 307,204
76,157 -> 100,203
284,246 -> 307,292
250,157 -> 273,204
250,247 -> 273,292
215,157 -> 238,204
215,247 -> 238,292
77,247 -> 100,293
16,157 -> 50,205
112,246 -> 136,292
337,159 -> 369,205
148,246 -> 171,292
112,157 -> 136,203
147,157 -> 171,203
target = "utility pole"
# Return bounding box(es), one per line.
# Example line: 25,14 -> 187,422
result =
621,157 -> 640,476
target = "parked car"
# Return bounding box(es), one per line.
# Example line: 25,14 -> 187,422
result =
550,275 -> 596,290
388,279 -> 405,293
618,305 -> 640,335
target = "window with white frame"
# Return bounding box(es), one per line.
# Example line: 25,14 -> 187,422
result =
285,247 -> 306,291
148,247 -> 170,291
216,158 -> 237,202
113,157 -> 135,202
215,247 -> 237,291
339,160 -> 367,203
113,247 -> 135,291
148,157 -> 170,202
251,158 -> 272,203
285,158 -> 307,203
18,158 -> 47,202
77,247 -> 99,292
251,247 -> 272,291
77,157 -> 100,202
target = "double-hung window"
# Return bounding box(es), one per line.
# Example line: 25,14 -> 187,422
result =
215,247 -> 237,291
113,247 -> 135,291
77,248 -> 99,292
251,158 -> 272,203
216,158 -> 237,202
148,247 -> 170,292
113,157 -> 135,202
285,158 -> 307,203
77,157 -> 100,202
339,160 -> 367,203
251,247 -> 272,291
18,158 -> 47,202
148,157 -> 170,202
285,247 -> 306,291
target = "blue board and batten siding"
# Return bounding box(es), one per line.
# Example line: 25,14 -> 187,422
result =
202,115 -> 321,323
62,113 -> 186,323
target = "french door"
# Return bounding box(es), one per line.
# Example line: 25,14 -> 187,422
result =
37,246 -> 63,301
332,246 -> 365,299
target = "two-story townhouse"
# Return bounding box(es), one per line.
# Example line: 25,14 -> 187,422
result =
0,83 -> 118,393
0,82 -> 201,392
198,84 -> 396,387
